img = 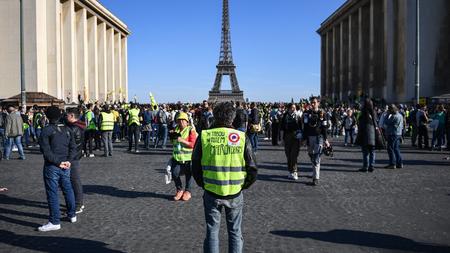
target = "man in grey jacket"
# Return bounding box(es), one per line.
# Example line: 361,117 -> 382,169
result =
4,106 -> 25,160
384,104 -> 404,169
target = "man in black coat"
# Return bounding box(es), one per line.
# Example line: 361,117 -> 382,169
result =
38,106 -> 77,232
66,107 -> 86,214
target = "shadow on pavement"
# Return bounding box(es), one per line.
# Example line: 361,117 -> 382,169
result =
0,195 -> 48,209
270,229 -> 450,253
83,185 -> 172,200
0,230 -> 124,253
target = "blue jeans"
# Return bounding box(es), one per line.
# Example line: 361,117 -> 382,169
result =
43,165 -> 76,224
170,159 -> 193,191
203,191 -> 244,253
248,132 -> 258,152
35,128 -> 42,140
4,136 -> 25,159
362,146 -> 376,169
344,129 -> 354,144
24,128 -> 31,146
155,124 -> 168,148
387,135 -> 402,166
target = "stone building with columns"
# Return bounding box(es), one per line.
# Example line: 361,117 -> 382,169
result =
317,0 -> 450,103
0,0 -> 130,104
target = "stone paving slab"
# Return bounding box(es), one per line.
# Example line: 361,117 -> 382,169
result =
1,138 -> 450,253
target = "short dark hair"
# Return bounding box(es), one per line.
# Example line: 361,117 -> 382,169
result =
67,107 -> 81,118
213,102 -> 236,127
310,96 -> 319,102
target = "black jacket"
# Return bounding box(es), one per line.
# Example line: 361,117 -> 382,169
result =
191,126 -> 258,199
302,109 -> 328,140
67,120 -> 86,161
39,123 -> 76,167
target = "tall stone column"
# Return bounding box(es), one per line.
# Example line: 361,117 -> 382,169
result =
339,21 -> 344,101
76,8 -> 88,102
369,0 -> 375,97
320,34 -> 326,98
121,36 -> 128,102
384,0 -> 394,101
46,0 -> 61,98
327,30 -> 333,98
348,14 -> 353,99
87,16 -> 98,101
97,22 -> 107,102
107,28 -> 115,102
114,32 -> 122,102
332,27 -> 336,100
35,1 -> 48,94
62,0 -> 76,103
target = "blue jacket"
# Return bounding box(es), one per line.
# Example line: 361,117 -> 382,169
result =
39,123 -> 76,166
384,112 -> 403,136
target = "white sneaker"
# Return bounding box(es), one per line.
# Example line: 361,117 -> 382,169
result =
89,154 -> 95,158
70,216 -> 77,223
288,172 -> 298,180
38,222 -> 61,232
76,205 -> 85,214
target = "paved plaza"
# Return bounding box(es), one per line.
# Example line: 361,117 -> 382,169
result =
1,138 -> 450,253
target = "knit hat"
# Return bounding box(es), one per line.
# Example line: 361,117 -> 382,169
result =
45,106 -> 61,121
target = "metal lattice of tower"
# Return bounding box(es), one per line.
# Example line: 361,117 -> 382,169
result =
209,0 -> 244,102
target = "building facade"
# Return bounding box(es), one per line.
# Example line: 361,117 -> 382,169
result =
0,0 -> 130,104
317,0 -> 450,103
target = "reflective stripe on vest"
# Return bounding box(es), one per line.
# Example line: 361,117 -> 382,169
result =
34,113 -> 42,129
128,108 -> 140,126
201,128 -> 246,197
172,126 -> 195,162
85,111 -> 97,130
100,112 -> 114,131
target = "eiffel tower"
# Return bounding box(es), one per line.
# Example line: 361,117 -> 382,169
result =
208,0 -> 244,103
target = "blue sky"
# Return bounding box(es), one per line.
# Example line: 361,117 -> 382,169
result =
100,0 -> 346,103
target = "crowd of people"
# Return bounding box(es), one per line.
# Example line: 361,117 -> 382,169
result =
1,97 -> 449,252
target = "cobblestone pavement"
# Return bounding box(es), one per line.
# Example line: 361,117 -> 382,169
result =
1,137 -> 450,253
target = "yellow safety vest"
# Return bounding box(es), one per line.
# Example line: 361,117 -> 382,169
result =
172,126 -> 195,162
201,128 -> 246,197
128,108 -> 141,126
100,112 -> 114,131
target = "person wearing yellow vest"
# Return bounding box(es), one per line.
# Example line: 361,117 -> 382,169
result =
83,104 -> 97,157
192,102 -> 257,253
169,112 -> 198,201
127,103 -> 141,153
99,105 -> 114,157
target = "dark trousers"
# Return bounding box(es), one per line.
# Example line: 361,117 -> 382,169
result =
411,125 -> 418,146
272,123 -> 280,146
128,124 -> 140,151
283,132 -> 300,173
84,130 -> 96,155
70,160 -> 83,207
170,159 -> 192,191
418,125 -> 429,148
447,126 -> 450,150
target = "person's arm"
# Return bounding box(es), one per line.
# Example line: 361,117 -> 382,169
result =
191,136 -> 204,188
98,114 -> 103,128
243,136 -> 257,189
67,129 -> 77,164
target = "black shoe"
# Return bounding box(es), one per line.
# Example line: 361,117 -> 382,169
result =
359,168 -> 368,172
368,167 -> 374,172
108,153 -> 112,157
312,179 -> 319,186
396,164 -> 403,169
75,205 -> 85,214
384,165 -> 396,169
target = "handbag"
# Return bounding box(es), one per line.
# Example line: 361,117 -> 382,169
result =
370,115 -> 386,149
250,123 -> 262,133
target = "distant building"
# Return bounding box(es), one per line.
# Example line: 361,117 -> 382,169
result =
0,0 -> 130,104
317,0 -> 450,103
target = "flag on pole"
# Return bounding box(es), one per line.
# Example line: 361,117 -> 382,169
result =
149,92 -> 158,108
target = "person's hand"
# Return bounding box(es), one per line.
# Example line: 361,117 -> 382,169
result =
324,140 -> 330,148
59,162 -> 71,169
177,137 -> 186,144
